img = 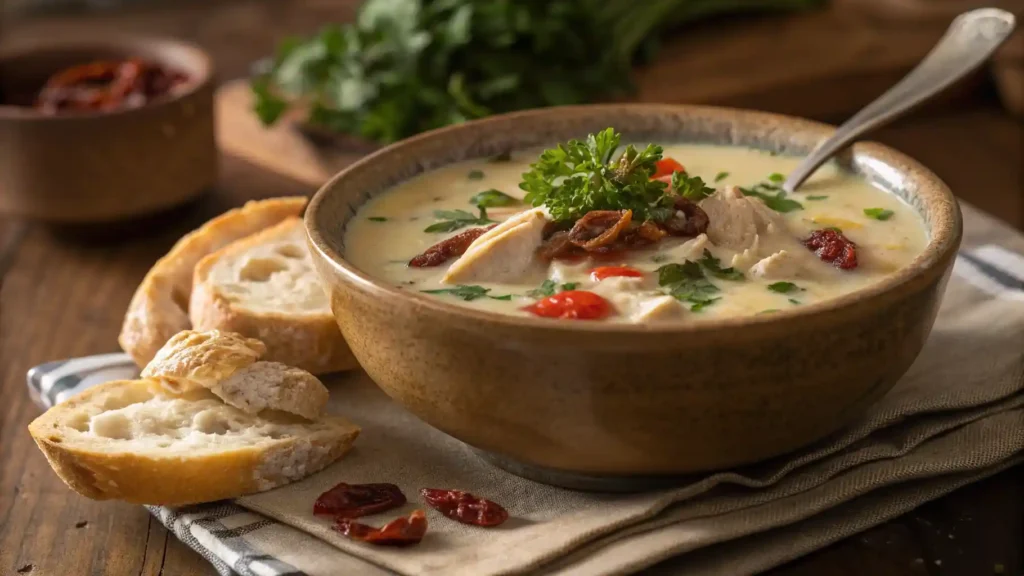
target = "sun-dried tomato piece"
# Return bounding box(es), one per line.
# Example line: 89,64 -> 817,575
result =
333,510 -> 428,547
662,197 -> 709,237
420,489 -> 509,527
803,228 -> 858,270
314,482 -> 407,519
35,58 -> 188,114
522,290 -> 612,320
568,210 -> 632,251
409,224 -> 497,267
590,266 -> 644,282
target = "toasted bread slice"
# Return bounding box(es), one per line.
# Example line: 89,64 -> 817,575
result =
212,361 -> 329,421
119,197 -> 307,367
142,329 -> 266,393
190,218 -> 357,375
28,379 -> 359,506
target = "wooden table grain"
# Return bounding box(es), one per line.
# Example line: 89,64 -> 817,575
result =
1,3 -> 1023,575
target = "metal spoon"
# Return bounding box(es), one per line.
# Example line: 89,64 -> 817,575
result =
782,8 -> 1016,194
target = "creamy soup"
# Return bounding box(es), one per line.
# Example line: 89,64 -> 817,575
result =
345,136 -> 927,323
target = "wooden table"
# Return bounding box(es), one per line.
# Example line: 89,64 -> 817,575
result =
2,3 -> 1023,575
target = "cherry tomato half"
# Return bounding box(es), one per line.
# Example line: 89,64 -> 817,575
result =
589,266 -> 644,282
652,157 -> 685,180
522,290 -> 612,320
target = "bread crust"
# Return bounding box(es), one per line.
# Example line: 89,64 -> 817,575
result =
141,329 -> 267,392
190,219 -> 358,375
28,379 -> 360,506
119,197 -> 307,367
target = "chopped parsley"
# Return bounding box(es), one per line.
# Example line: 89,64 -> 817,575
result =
740,184 -> 804,213
421,285 -> 511,301
768,172 -> 785,183
367,216 -> 388,222
656,260 -> 721,311
864,207 -> 894,221
423,208 -> 494,233
759,309 -> 781,314
526,280 -> 578,298
789,298 -> 801,305
714,171 -> 730,182
470,189 -> 518,209
519,128 -> 674,223
806,195 -> 828,200
671,172 -> 715,201
467,169 -> 485,180
699,249 -> 744,281
767,281 -> 802,294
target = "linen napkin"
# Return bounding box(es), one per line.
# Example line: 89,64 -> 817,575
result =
27,202 -> 1024,576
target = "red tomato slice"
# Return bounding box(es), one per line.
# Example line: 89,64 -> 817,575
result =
652,158 -> 685,180
522,291 -> 612,320
589,266 -> 644,282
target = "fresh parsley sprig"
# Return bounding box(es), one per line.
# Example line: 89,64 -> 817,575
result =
519,128 -> 674,223
671,172 -> 715,201
656,261 -> 721,311
423,208 -> 494,233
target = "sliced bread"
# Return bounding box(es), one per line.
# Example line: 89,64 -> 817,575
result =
212,361 -> 329,421
190,217 -> 357,375
119,197 -> 307,367
28,379 -> 360,505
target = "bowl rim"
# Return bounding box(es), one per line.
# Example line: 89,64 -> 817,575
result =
305,103 -> 963,336
0,34 -> 214,121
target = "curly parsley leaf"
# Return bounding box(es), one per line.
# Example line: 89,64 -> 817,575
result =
656,260 -> 721,311
519,128 -> 674,223
864,207 -> 894,221
421,284 -> 510,301
698,249 -> 744,281
671,172 -> 715,201
423,208 -> 493,233
470,189 -> 518,209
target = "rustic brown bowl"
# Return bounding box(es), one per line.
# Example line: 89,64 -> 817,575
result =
0,36 -> 216,223
305,105 -> 961,490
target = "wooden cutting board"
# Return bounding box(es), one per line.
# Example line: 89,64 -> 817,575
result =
216,0 -> 1023,186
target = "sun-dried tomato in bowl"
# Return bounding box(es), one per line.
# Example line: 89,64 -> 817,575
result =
34,58 -> 189,115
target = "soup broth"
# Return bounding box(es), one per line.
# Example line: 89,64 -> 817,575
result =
344,142 -> 927,323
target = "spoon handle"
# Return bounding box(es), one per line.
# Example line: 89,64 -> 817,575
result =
782,8 -> 1016,193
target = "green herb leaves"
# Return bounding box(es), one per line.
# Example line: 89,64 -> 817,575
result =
367,216 -> 388,222
469,189 -> 517,209
421,285 -> 511,301
424,209 -> 493,233
671,172 -> 715,202
767,281 -> 802,294
739,175 -> 804,213
656,261 -> 720,311
526,280 -> 577,299
806,195 -> 828,201
698,249 -> 744,281
864,208 -> 894,221
519,128 -> 674,223
714,171 -> 730,182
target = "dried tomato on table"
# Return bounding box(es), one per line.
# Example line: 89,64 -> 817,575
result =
409,224 -> 497,267
333,510 -> 428,547
420,489 -> 509,527
314,482 -> 407,519
34,59 -> 188,114
522,290 -> 612,320
803,228 -> 858,270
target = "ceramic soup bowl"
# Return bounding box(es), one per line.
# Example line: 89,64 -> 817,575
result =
305,105 -> 960,490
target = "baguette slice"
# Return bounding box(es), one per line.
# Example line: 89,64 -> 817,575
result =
119,197 -> 307,367
213,361 -> 330,421
190,217 -> 358,375
141,329 -> 267,393
28,379 -> 359,506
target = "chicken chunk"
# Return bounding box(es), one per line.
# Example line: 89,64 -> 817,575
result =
590,276 -> 686,323
442,208 -> 547,284
749,250 -> 801,280
699,186 -> 783,251
663,233 -> 711,262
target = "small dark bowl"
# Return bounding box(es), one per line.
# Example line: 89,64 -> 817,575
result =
0,36 -> 217,223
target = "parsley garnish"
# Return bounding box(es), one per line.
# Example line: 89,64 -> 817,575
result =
806,195 -> 828,200
788,298 -> 801,305
422,285 -> 511,301
767,281 -> 802,294
714,171 -> 730,182
698,249 -> 744,281
423,208 -> 494,233
527,280 -> 578,298
864,208 -> 894,221
467,169 -> 485,180
768,172 -> 785,183
519,128 -> 674,223
671,172 -> 715,201
740,184 -> 804,213
656,261 -> 721,311
470,189 -> 518,209
367,216 -> 388,222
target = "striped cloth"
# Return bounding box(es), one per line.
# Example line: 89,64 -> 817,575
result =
26,240 -> 1024,576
